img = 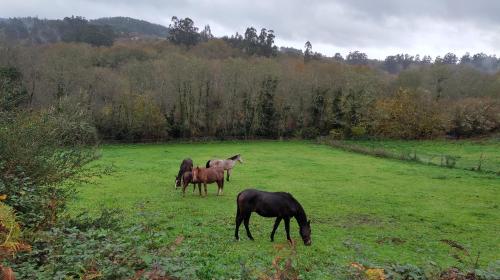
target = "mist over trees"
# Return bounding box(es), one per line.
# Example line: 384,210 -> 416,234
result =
0,16 -> 499,141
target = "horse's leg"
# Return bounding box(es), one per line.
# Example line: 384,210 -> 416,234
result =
217,179 -> 224,195
235,208 -> 243,241
226,168 -> 232,182
284,217 -> 292,244
244,213 -> 254,240
203,183 -> 207,196
198,183 -> 202,196
270,217 -> 282,242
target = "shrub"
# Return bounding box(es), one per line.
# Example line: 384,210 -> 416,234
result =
95,93 -> 167,141
350,125 -> 367,139
371,89 -> 447,139
448,98 -> 500,138
0,109 -> 97,229
329,128 -> 344,140
301,127 -> 320,139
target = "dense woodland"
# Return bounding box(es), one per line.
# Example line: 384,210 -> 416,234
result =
1,16 -> 499,142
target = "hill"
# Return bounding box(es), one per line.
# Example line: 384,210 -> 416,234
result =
91,16 -> 169,38
0,16 -> 168,46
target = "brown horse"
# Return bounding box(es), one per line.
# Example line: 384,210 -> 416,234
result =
192,166 -> 225,196
180,171 -> 203,196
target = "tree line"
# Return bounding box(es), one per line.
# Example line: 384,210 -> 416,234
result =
0,17 -> 499,141
2,16 -> 500,73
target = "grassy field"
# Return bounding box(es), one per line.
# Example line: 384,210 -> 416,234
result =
343,138 -> 500,173
71,141 -> 499,279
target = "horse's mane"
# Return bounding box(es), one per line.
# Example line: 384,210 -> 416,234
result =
228,154 -> 240,160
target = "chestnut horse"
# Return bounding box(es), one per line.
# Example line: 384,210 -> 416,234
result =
235,189 -> 311,246
180,171 -> 204,196
192,166 -> 225,196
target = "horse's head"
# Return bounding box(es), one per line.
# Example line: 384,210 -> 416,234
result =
300,220 -> 312,246
237,154 -> 244,164
175,176 -> 181,188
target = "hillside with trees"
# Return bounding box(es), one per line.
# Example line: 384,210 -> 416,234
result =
0,16 -> 169,46
90,17 -> 169,37
0,16 -> 499,142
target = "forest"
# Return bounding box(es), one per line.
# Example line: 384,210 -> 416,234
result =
1,16 -> 499,142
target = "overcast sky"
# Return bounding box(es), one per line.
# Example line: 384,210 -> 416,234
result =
1,0 -> 499,59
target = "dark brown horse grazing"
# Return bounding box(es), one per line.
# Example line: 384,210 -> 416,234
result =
192,166 -> 225,196
175,158 -> 193,188
235,189 -> 311,246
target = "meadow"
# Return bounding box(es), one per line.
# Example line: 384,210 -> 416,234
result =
71,141 -> 500,279
343,138 -> 500,173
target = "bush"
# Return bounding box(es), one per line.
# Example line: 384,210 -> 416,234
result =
301,127 -> 320,139
329,128 -> 345,140
371,89 -> 448,139
0,109 -> 97,229
95,93 -> 167,141
350,125 -> 367,139
448,98 -> 500,138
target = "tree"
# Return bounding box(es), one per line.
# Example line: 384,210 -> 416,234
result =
346,51 -> 368,65
200,24 -> 214,42
442,53 -> 458,65
243,27 -> 258,55
0,67 -> 28,110
167,16 -> 200,46
384,54 -> 415,74
310,88 -> 329,133
61,16 -> 115,46
257,77 -> 279,138
258,28 -> 277,57
421,55 -> 432,65
460,52 -> 471,64
333,53 -> 344,62
304,41 -> 312,62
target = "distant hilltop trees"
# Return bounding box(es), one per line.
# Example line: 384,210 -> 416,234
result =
0,15 -> 499,73
0,16 -> 168,46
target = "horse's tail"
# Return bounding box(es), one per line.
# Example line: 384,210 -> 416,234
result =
206,160 -> 211,168
236,192 -> 242,216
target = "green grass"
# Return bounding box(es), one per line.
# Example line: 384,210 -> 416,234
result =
343,138 -> 500,173
71,141 -> 500,279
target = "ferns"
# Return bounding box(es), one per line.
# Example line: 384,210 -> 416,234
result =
0,202 -> 30,259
